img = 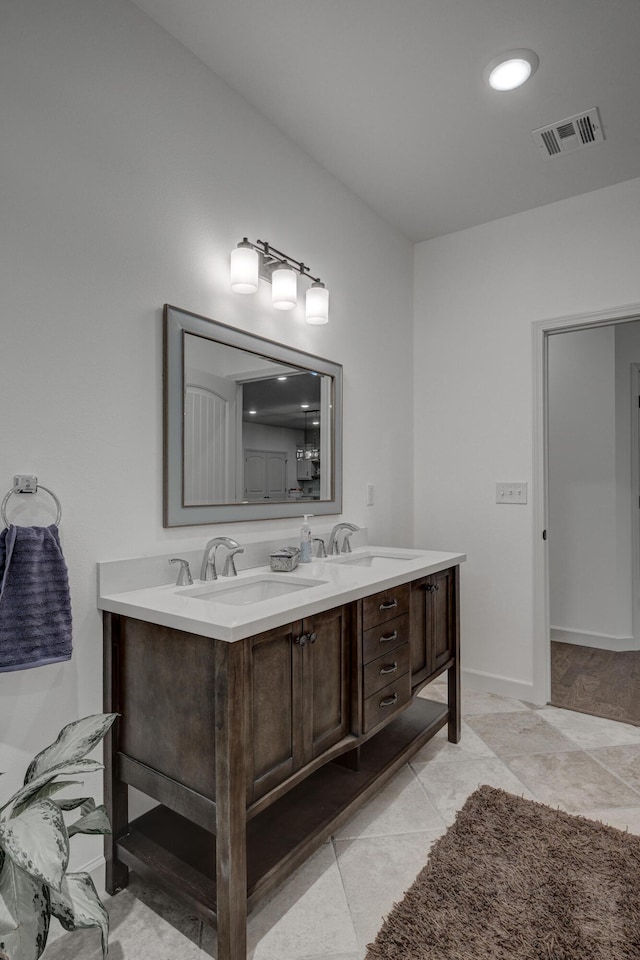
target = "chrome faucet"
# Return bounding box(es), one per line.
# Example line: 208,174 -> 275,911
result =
327,522 -> 360,556
200,537 -> 241,580
222,546 -> 244,577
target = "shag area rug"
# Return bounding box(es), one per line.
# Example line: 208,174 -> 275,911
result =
366,785 -> 640,960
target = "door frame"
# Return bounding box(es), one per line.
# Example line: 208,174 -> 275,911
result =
532,300 -> 640,704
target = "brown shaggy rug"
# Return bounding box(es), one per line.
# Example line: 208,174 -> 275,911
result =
365,785 -> 640,959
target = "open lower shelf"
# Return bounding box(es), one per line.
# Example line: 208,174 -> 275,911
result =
116,696 -> 448,925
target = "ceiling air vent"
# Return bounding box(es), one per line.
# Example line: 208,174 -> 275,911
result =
532,108 -> 604,159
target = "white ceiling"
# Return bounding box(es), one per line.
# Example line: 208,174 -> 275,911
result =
131,0 -> 640,242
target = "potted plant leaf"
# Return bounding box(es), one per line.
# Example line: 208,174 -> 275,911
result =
0,713 -> 117,960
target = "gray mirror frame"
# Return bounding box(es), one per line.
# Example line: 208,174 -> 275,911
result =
163,304 -> 343,526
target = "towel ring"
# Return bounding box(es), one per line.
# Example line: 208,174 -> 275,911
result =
1,479 -> 62,527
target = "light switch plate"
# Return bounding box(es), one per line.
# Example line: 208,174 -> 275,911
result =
366,483 -> 375,506
496,482 -> 527,504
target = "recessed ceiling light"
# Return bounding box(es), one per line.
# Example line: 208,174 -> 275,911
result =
248,409 -> 257,415
277,376 -> 287,381
301,403 -> 310,409
484,49 -> 539,91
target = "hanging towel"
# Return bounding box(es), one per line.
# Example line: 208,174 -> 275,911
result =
0,524 -> 72,672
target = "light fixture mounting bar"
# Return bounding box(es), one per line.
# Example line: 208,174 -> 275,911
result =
244,238 -> 322,285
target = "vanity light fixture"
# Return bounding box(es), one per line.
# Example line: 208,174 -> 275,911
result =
484,49 -> 539,91
230,238 -> 329,323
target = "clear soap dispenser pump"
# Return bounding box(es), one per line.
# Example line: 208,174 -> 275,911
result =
299,514 -> 313,563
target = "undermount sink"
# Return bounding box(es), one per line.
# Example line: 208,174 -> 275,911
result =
329,550 -> 420,568
177,574 -> 327,606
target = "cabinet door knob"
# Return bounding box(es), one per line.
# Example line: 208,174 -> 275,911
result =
379,599 -> 398,611
309,632 -> 317,644
380,693 -> 399,708
379,662 -> 398,676
378,630 -> 398,645
294,635 -> 308,647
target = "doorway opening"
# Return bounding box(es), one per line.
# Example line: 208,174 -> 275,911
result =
533,303 -> 640,720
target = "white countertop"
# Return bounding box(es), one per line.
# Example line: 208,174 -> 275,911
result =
98,546 -> 466,642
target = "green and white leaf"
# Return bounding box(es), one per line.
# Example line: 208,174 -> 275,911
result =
5,760 -> 102,817
24,714 -> 117,784
0,857 -> 50,960
12,781 -> 82,818
0,800 -> 69,891
50,872 -> 108,960
67,804 -> 111,838
54,795 -> 92,812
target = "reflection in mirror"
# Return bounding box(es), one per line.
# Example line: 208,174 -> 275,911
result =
164,305 -> 342,526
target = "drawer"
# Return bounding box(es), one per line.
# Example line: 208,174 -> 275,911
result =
363,642 -> 410,698
363,672 -> 411,733
362,582 -> 410,631
362,613 -> 409,664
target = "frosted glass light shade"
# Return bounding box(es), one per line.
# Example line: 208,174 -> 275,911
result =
230,243 -> 259,293
272,266 -> 297,310
485,50 -> 539,91
306,282 -> 329,324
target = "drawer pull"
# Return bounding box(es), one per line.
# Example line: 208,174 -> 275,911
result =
380,693 -> 399,708
379,630 -> 398,645
379,662 -> 398,676
379,599 -> 398,611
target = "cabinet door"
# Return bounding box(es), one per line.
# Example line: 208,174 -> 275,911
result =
301,605 -> 351,763
409,566 -> 457,688
246,621 -> 303,803
428,566 -> 456,674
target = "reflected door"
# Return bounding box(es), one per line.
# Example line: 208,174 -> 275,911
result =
244,450 -> 287,500
184,372 -> 238,504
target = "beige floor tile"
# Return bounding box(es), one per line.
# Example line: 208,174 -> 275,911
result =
588,743 -> 640,793
459,689 -> 531,716
333,764 -> 445,840
466,710 -> 576,757
410,720 -> 495,764
413,757 -> 536,824
42,881 -> 203,960
506,750 -> 640,813
574,805 -> 640,835
243,843 -> 358,960
537,705 -> 640,748
335,831 -> 442,951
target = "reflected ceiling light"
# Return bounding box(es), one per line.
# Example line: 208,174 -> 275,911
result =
248,409 -> 257,415
301,403 -> 310,409
277,376 -> 287,381
229,238 -> 330,323
484,49 -> 538,91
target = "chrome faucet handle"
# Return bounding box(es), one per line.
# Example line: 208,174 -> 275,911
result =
169,558 -> 193,586
341,531 -> 355,554
222,547 -> 244,577
313,537 -> 326,558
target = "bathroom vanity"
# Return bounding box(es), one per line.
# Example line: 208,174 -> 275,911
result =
100,546 -> 464,960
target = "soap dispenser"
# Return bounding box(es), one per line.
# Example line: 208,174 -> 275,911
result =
299,514 -> 313,563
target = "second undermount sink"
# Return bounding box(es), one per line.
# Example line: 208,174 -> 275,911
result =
177,574 -> 327,606
330,550 -> 420,568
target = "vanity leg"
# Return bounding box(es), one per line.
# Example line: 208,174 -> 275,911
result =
103,613 -> 129,893
215,639 -> 248,960
447,567 -> 461,744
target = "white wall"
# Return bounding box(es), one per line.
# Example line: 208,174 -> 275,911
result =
615,320 -> 640,647
414,176 -> 640,701
0,0 -> 413,870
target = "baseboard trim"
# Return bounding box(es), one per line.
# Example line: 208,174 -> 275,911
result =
461,667 -> 535,703
551,626 -> 636,653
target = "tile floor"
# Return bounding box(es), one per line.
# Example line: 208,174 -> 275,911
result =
42,680 -> 640,960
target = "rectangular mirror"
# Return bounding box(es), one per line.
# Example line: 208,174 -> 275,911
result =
164,304 -> 343,525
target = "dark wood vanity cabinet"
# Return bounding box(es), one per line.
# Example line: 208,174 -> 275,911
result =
246,604 -> 351,803
103,566 -> 460,960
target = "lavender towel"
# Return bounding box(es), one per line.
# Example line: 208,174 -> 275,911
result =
0,524 -> 72,672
